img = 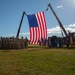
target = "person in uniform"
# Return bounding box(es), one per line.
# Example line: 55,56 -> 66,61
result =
24,37 -> 28,49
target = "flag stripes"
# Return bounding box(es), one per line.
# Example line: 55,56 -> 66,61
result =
27,12 -> 47,44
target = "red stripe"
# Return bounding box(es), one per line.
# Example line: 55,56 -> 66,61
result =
42,12 -> 47,39
38,13 -> 43,39
41,12 -> 47,39
32,28 -> 35,44
40,12 -> 45,39
30,28 -> 33,44
36,27 -> 39,44
34,27 -> 36,44
36,13 -> 42,40
41,12 -> 45,39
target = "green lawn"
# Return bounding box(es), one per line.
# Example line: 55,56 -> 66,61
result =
0,47 -> 75,75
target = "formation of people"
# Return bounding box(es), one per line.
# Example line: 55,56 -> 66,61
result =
0,37 -> 28,49
0,36 -> 75,49
48,36 -> 75,47
48,36 -> 64,47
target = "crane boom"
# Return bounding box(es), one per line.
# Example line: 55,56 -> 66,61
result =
48,4 -> 68,36
16,11 -> 25,38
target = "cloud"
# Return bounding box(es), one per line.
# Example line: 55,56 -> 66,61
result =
20,32 -> 30,35
47,26 -> 61,34
47,23 -> 75,35
57,5 -> 63,9
7,32 -> 30,37
66,23 -> 75,32
7,23 -> 75,37
68,23 -> 75,28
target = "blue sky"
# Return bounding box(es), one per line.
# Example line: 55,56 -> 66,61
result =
0,0 -> 75,38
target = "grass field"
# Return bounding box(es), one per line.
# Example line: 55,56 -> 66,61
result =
0,46 -> 75,75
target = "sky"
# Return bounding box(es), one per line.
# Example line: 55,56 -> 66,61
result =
0,0 -> 75,39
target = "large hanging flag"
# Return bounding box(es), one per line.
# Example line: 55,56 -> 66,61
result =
27,12 -> 47,44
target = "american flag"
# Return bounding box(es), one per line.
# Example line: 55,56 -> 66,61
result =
27,12 -> 47,44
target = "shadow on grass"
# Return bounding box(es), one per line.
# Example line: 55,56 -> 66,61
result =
29,45 -> 75,50
0,44 -> 75,51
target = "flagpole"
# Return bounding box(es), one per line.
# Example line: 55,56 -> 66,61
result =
16,11 -> 26,38
47,4 -> 68,37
